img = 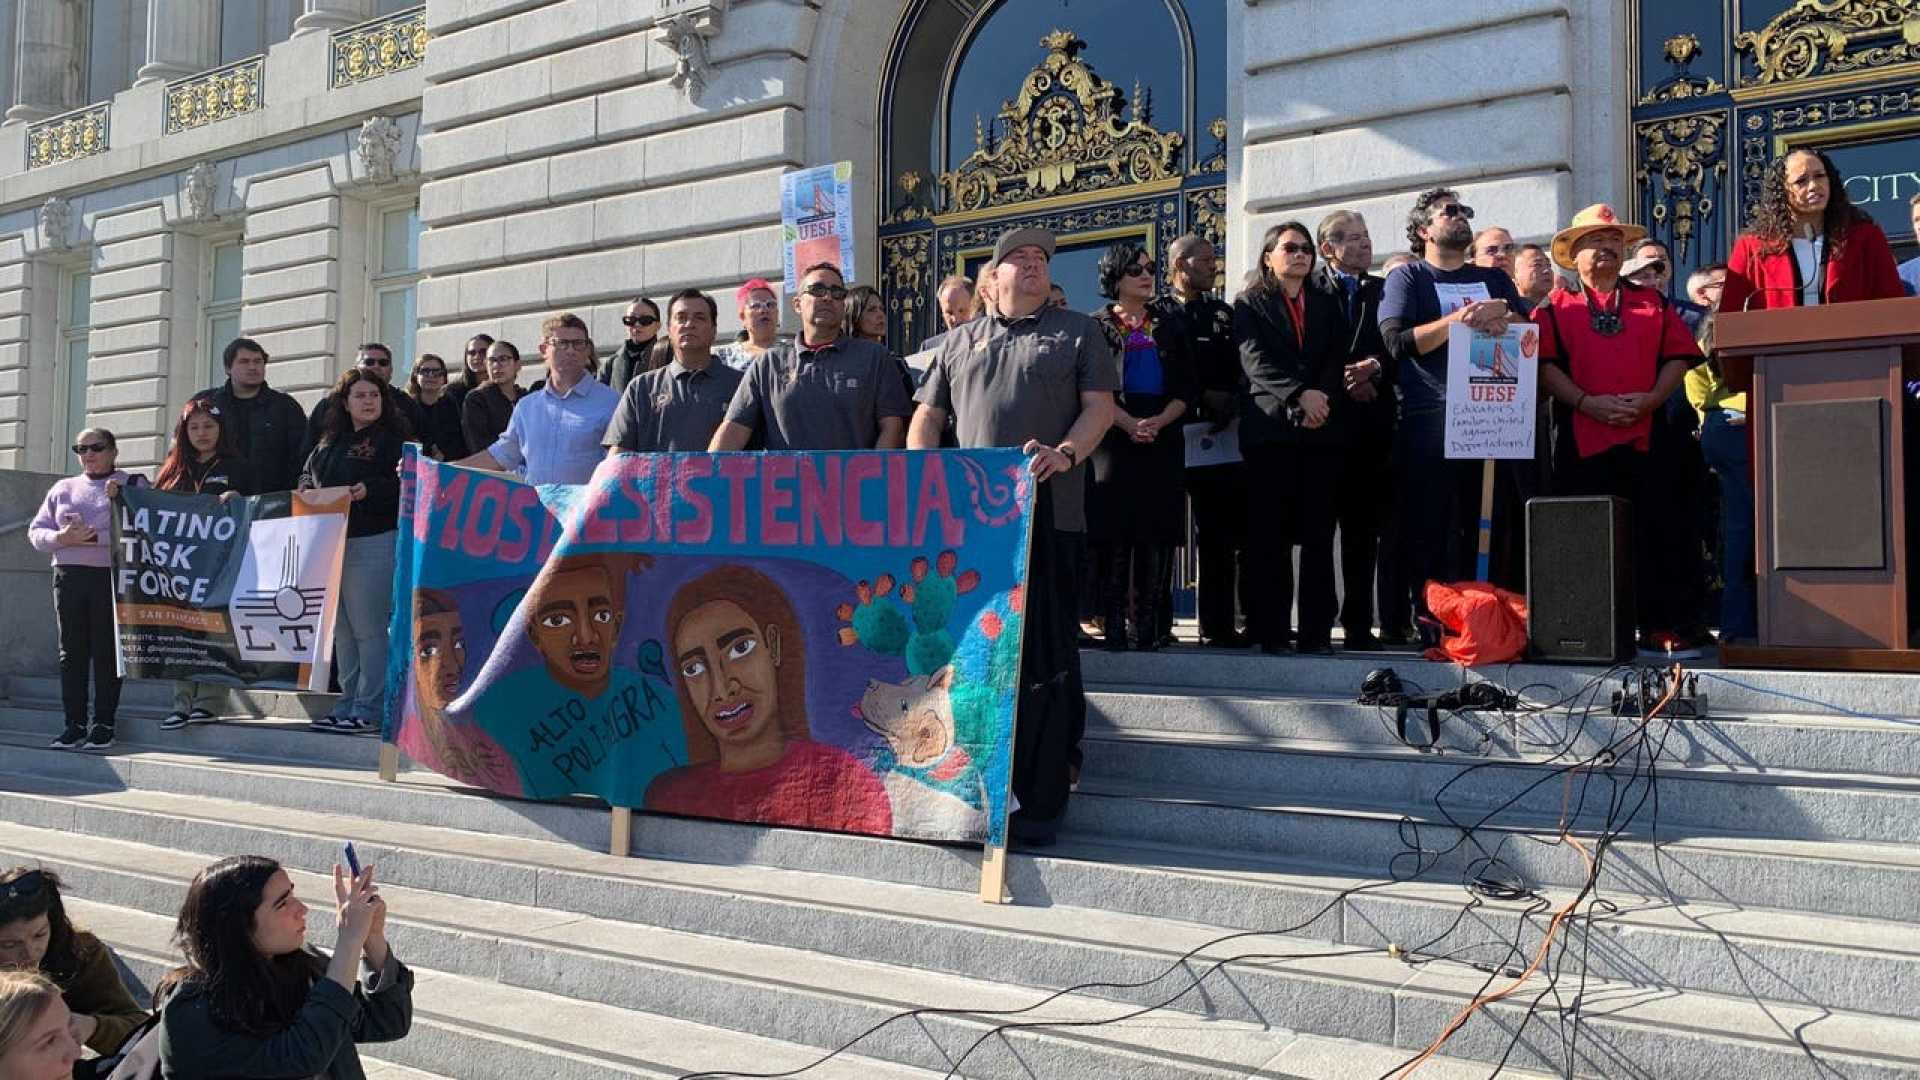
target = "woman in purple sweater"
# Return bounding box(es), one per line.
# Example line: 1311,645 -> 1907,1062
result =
26,429 -> 145,751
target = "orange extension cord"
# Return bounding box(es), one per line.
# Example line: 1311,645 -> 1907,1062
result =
1387,664 -> 1684,1078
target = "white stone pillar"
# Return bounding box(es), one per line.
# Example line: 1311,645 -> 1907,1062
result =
291,0 -> 375,37
5,0 -> 83,124
135,0 -> 221,86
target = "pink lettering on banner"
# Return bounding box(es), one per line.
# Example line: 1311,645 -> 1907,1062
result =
799,457 -> 844,545
431,470 -> 469,550
533,511 -> 563,565
760,456 -> 799,545
575,480 -> 618,545
461,477 -> 511,559
886,454 -> 909,546
618,469 -> 653,544
843,455 -> 884,546
676,458 -> 715,543
719,457 -> 757,543
497,485 -> 540,563
912,457 -> 964,547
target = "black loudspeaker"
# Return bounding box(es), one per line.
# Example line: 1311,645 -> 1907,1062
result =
1527,496 -> 1634,663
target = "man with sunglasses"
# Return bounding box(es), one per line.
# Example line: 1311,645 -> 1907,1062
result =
1378,188 -> 1528,625
190,337 -> 305,494
303,344 -> 425,456
710,263 -> 913,451
1471,226 -> 1518,277
600,298 -> 663,393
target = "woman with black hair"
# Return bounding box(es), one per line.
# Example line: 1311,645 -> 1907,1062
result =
1087,240 -> 1196,650
300,370 -> 405,736
460,339 -> 522,458
157,855 -> 409,1080
0,867 -> 146,1059
147,399 -> 249,730
1720,147 -> 1904,314
1233,221 -> 1349,655
446,333 -> 494,407
404,353 -> 468,461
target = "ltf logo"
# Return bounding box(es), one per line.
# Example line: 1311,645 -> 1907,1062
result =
229,516 -> 344,664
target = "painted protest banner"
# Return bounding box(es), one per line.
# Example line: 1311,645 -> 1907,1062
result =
780,162 -> 856,295
384,447 -> 1034,847
1445,322 -> 1540,460
112,487 -> 350,690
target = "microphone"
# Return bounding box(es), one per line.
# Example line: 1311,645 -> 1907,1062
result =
1741,286 -> 1810,312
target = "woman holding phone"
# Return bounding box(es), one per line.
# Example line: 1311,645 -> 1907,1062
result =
157,854 -> 410,1079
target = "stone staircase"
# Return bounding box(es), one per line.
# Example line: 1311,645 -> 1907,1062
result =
2,649 -> 1918,1079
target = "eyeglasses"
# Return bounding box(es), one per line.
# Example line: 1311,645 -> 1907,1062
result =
1123,262 -> 1158,277
622,315 -> 659,328
1278,242 -> 1313,255
1436,203 -> 1475,220
358,357 -> 393,368
1483,243 -> 1518,256
72,442 -> 108,455
548,337 -> 592,351
0,870 -> 46,901
745,299 -> 779,312
464,346 -> 488,356
802,283 -> 849,300
416,367 -> 447,378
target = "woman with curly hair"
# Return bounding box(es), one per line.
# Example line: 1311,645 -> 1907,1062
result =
1720,147 -> 1904,314
0,868 -> 145,1058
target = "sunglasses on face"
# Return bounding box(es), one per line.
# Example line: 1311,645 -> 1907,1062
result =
1437,203 -> 1475,220
416,367 -> 447,377
359,357 -> 392,368
1123,262 -> 1158,277
1277,242 -> 1313,255
0,870 -> 46,901
1484,243 -> 1518,256
465,346 -> 487,356
622,315 -> 659,328
802,283 -> 849,300
72,442 -> 108,455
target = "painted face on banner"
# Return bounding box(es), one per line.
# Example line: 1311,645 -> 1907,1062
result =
413,609 -> 467,711
529,565 -> 624,698
673,599 -> 784,755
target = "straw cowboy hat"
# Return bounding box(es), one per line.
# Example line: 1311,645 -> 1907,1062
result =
1549,204 -> 1646,271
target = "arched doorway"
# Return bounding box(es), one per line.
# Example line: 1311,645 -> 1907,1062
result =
877,0 -> 1227,351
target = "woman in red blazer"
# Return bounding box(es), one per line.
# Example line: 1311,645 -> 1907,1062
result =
1720,147 -> 1905,313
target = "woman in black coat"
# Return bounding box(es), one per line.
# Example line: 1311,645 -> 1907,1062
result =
1234,221 -> 1350,655
1087,240 -> 1197,651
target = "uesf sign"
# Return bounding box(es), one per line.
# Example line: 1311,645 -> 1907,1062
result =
1444,322 -> 1540,460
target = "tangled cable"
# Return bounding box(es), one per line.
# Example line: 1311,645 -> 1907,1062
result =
679,664 -> 1690,1080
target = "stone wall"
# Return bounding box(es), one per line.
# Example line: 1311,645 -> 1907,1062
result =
0,468 -> 61,678
1227,0 -> 1629,280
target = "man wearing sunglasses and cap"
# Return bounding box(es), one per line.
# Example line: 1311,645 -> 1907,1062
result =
909,225 -> 1119,847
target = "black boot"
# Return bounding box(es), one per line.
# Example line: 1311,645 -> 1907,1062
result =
1133,546 -> 1168,651
1101,544 -> 1131,651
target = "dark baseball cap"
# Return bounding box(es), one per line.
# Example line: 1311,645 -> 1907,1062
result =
992,227 -> 1056,266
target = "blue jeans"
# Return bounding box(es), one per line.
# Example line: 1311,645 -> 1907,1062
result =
1699,411 -> 1757,640
333,532 -> 396,721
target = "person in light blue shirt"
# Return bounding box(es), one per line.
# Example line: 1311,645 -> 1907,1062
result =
453,312 -> 619,486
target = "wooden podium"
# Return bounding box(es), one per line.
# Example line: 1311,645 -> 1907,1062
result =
1715,297 -> 1920,672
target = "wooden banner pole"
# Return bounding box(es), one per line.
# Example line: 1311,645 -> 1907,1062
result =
377,742 -> 399,783
609,807 -> 633,858
1475,458 -> 1496,582
978,843 -> 1010,904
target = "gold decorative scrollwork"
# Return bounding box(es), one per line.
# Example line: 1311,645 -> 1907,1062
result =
331,5 -> 427,89
1188,187 -> 1226,251
165,58 -> 263,135
27,104 -> 109,168
882,232 -> 932,340
887,171 -> 929,224
1735,0 -> 1920,87
937,30 -> 1184,214
1636,113 -> 1728,260
1771,83 -> 1920,128
1640,32 -> 1727,104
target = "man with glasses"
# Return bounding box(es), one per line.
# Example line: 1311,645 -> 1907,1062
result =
601,297 -> 663,393
710,263 -> 913,451
717,278 -> 786,372
190,337 -> 304,494
1471,226 -> 1518,277
1378,188 -> 1526,623
909,226 -> 1119,847
304,343 -> 424,455
454,314 -> 620,485
604,289 -> 742,454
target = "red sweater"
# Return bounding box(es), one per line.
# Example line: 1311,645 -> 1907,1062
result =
1719,219 -> 1905,314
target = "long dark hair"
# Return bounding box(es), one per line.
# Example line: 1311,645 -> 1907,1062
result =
1240,221 -> 1316,299
154,399 -> 237,492
0,867 -> 82,985
171,856 -> 326,1038
1096,239 -> 1152,302
319,368 -> 409,445
666,566 -> 810,768
1747,147 -> 1871,256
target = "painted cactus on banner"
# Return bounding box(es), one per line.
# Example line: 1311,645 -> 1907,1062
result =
384,447 -> 1033,846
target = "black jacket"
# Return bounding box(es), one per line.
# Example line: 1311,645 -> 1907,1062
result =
599,338 -> 663,394
158,952 -> 412,1080
1233,284 -> 1349,449
299,426 -> 404,537
410,392 -> 469,461
189,382 -> 306,495
1310,264 -> 1396,439
305,386 -> 420,459
162,454 -> 252,497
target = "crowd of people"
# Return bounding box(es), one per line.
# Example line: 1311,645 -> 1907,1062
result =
0,860 -> 407,1079
21,144 -> 1920,844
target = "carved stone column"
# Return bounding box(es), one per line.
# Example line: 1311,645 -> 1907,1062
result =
5,0 -> 84,124
136,0 -> 221,86
292,0 -> 374,37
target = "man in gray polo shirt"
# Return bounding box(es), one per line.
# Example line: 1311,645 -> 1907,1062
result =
708,262 -> 913,452
909,226 -> 1119,846
604,288 -> 742,455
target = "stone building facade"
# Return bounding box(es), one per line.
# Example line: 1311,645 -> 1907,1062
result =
0,0 -> 1912,474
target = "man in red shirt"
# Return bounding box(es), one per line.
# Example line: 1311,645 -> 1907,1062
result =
1533,205 -> 1706,655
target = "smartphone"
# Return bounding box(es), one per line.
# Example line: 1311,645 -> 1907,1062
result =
343,842 -> 361,878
